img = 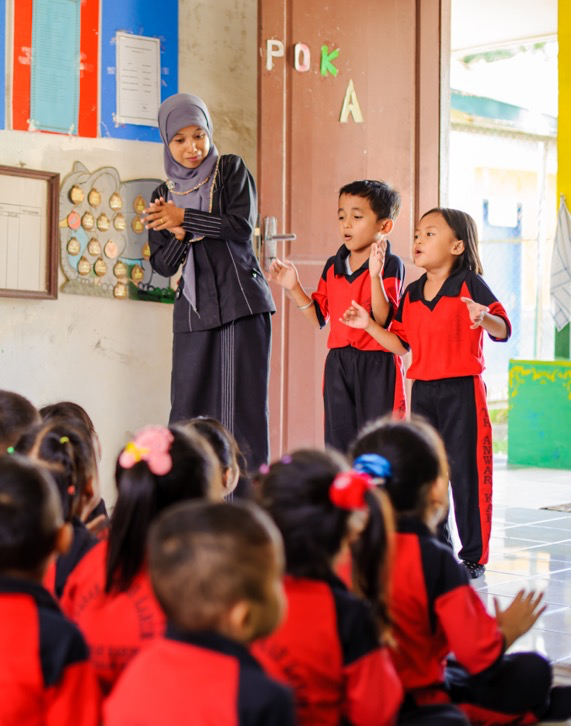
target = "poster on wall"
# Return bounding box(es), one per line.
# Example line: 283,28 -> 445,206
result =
100,0 -> 178,141
12,0 -> 99,137
59,163 -> 175,303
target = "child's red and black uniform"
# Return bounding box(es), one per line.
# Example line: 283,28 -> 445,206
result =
391,517 -> 552,725
43,517 -> 97,599
104,627 -> 295,726
0,575 -> 100,726
390,267 -> 511,565
251,573 -> 403,726
312,242 -> 406,452
61,539 -> 165,695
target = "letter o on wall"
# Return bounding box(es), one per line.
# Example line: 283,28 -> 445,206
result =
293,43 -> 311,72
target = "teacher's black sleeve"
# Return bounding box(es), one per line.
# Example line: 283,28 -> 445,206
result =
148,184 -> 190,277
181,155 -> 257,244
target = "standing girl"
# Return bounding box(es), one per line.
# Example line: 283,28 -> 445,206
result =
341,208 -> 511,577
144,94 -> 275,478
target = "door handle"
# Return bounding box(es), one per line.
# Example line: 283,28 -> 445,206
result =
256,216 -> 296,270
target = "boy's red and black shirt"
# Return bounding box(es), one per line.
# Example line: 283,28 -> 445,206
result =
391,267 -> 511,380
103,626 -> 295,726
312,242 -> 405,350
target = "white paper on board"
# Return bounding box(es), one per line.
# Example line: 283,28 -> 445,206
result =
115,32 -> 161,127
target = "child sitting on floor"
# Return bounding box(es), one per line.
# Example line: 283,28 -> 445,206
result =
104,500 -> 295,726
352,416 -> 571,725
0,454 -> 100,725
0,389 -> 40,455
252,449 -> 403,726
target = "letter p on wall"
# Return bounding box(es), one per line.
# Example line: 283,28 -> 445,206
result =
266,39 -> 285,71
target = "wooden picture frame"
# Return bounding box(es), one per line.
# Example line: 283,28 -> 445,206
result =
0,165 -> 59,299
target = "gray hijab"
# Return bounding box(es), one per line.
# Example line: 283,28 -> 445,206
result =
158,93 -> 219,211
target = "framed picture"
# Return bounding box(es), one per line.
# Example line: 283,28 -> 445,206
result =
0,165 -> 59,299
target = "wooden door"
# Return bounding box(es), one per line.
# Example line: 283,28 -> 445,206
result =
258,0 -> 448,457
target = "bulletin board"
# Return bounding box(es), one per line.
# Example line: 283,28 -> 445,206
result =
12,0 -> 99,137
100,0 -> 178,142
0,0 -> 5,129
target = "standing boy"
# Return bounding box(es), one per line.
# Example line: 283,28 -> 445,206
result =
268,180 -> 405,452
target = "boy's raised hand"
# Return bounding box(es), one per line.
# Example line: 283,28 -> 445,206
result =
369,239 -> 387,278
461,296 -> 489,329
340,300 -> 371,329
494,589 -> 546,649
267,258 -> 299,291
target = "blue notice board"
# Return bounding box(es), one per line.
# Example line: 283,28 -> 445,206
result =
0,0 -> 5,129
100,0 -> 178,141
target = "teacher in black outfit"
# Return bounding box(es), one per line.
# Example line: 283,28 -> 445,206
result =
144,93 -> 275,480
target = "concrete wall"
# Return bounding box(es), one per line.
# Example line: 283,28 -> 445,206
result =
0,0 -> 258,504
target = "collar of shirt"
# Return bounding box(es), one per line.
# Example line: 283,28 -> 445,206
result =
333,241 -> 393,278
0,574 -> 61,612
409,267 -> 470,304
165,624 -> 265,671
396,515 -> 435,537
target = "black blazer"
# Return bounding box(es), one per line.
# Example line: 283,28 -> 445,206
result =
149,154 -> 275,332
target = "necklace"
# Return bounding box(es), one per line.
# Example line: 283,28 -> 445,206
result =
166,174 -> 211,195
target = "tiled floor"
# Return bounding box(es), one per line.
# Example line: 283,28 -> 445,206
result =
450,457 -> 571,667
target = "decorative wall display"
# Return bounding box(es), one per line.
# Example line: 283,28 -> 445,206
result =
59,163 -> 174,303
0,165 -> 59,299
100,0 -> 178,141
13,0 -> 99,137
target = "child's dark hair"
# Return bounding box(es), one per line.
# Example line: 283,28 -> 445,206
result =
39,401 -> 96,435
184,417 -> 243,480
149,501 -> 282,632
255,449 -> 392,635
106,425 -> 218,593
339,180 -> 401,221
0,454 -> 62,572
26,418 -> 97,522
351,416 -> 448,518
0,390 -> 40,451
421,207 -> 483,275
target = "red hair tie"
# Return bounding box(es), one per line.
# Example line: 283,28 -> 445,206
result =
329,471 -> 373,510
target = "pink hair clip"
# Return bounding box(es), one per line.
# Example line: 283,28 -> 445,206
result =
119,426 -> 174,476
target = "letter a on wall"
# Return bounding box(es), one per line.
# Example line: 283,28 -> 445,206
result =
339,79 -> 364,123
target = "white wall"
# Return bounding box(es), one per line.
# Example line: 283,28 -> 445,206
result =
0,0 -> 258,504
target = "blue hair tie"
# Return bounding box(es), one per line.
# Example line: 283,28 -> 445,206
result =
353,454 -> 392,480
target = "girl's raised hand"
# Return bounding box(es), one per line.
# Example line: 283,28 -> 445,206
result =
369,239 -> 387,278
494,589 -> 546,648
267,258 -> 299,291
461,296 -> 489,329
340,300 -> 370,329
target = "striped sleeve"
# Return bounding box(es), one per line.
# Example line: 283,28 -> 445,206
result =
466,273 -> 512,342
389,292 -> 410,349
311,260 -> 333,328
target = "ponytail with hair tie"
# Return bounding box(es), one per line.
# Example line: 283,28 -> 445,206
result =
329,471 -> 373,510
353,454 -> 392,481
